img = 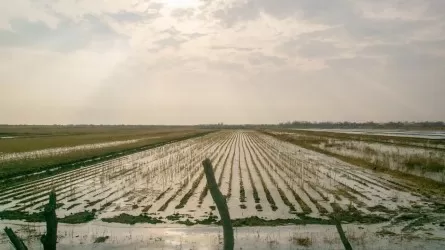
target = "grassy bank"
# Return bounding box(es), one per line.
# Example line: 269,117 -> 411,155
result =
277,129 -> 445,150
0,125 -> 199,153
262,130 -> 445,197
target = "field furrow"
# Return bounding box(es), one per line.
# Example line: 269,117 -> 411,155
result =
1,130 -> 434,226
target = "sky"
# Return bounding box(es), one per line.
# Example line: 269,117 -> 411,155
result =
0,0 -> 444,125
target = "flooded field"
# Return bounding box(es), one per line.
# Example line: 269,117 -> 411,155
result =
298,129 -> 445,140
1,221 -> 444,249
1,130 -> 445,249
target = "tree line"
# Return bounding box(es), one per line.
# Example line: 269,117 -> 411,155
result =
198,121 -> 445,130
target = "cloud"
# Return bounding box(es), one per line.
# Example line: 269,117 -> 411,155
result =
154,36 -> 187,49
0,15 -> 125,52
345,18 -> 435,43
107,11 -> 147,23
210,0 -> 444,44
361,41 -> 445,72
248,52 -> 286,66
171,8 -> 195,19
388,51 -> 445,72
161,27 -> 181,36
211,0 -> 355,26
212,0 -> 260,27
207,60 -> 245,72
153,28 -> 208,50
276,39 -> 347,59
146,2 -> 164,11
210,45 -> 254,51
327,56 -> 381,72
183,32 -> 207,39
362,40 -> 445,57
0,0 -> 445,123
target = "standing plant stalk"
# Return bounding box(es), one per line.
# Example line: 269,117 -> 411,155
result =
41,191 -> 58,250
202,159 -> 234,250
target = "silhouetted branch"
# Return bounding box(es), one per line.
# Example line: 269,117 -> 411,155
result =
202,159 -> 234,250
4,227 -> 28,250
333,216 -> 352,250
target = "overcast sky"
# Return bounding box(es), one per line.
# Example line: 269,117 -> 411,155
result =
1,0 -> 444,125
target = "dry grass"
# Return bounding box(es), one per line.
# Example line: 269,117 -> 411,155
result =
290,236 -> 313,247
279,128 -> 445,149
0,125 -> 200,153
264,130 -> 445,196
94,236 -> 109,243
404,156 -> 445,172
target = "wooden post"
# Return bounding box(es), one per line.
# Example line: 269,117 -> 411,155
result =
40,191 -> 57,250
333,216 -> 352,250
4,227 -> 28,250
202,159 -> 234,250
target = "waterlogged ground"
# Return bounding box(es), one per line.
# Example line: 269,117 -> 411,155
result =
1,130 -> 445,249
1,220 -> 445,250
271,130 -> 445,183
298,129 -> 445,140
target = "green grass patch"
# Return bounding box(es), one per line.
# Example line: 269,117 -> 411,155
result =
195,214 -> 219,225
393,213 -> 422,223
59,210 -> 96,224
401,214 -> 435,232
367,205 -> 394,214
405,157 -> 445,172
231,215 -> 330,227
0,210 -> 45,222
101,213 -> 164,225
165,213 -> 189,221
177,219 -> 195,226
333,207 -> 389,224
